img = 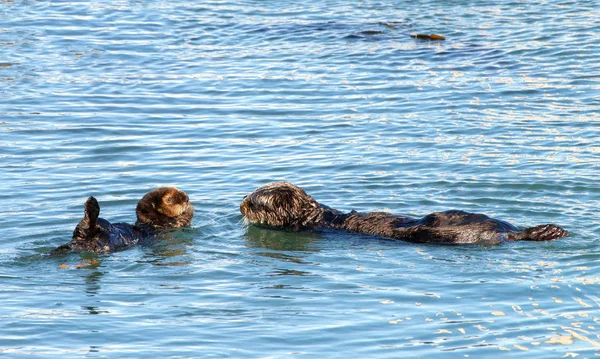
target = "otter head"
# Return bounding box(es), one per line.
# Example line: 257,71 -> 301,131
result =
240,182 -> 324,230
136,187 -> 194,229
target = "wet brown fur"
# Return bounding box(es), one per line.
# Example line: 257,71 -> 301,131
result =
136,187 -> 194,229
240,182 -> 568,245
240,182 -> 329,230
51,187 -> 194,255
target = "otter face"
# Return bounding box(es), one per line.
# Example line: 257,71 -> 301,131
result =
240,182 -> 323,230
157,188 -> 190,217
136,187 -> 194,229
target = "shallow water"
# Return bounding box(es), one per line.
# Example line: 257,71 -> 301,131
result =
1,0 -> 600,357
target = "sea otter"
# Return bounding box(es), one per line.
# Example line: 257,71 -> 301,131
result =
50,187 -> 194,254
240,182 -> 568,245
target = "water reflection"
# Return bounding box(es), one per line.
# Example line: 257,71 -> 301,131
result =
244,225 -> 320,251
268,269 -> 313,277
135,229 -> 195,266
243,226 -> 322,279
81,305 -> 108,315
2,0 -> 599,356
82,269 -> 104,297
257,251 -> 310,265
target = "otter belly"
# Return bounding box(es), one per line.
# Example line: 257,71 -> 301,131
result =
105,223 -> 144,251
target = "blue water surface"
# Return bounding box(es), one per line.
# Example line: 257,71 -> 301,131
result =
1,0 -> 600,357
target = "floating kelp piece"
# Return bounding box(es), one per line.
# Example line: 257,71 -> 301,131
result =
411,33 -> 446,41
429,34 -> 446,40
360,30 -> 385,35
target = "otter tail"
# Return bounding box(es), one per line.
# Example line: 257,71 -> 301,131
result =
509,224 -> 568,241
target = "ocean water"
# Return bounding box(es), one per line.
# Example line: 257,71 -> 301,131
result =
1,0 -> 600,357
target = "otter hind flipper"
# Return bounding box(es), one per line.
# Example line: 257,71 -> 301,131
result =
84,196 -> 100,228
73,196 -> 102,240
510,224 -> 568,241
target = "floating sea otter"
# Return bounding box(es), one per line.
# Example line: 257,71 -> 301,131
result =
411,33 -> 445,41
51,187 -> 194,254
240,182 -> 568,245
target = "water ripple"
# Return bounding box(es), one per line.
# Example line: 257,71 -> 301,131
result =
1,0 -> 599,357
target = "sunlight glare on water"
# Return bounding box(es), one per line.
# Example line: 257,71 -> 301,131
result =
1,0 -> 599,357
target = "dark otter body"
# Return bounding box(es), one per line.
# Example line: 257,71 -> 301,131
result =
51,187 -> 194,255
240,182 -> 568,245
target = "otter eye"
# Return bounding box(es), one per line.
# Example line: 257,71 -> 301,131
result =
165,197 -> 173,204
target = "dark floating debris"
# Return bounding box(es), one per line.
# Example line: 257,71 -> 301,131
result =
411,34 -> 446,41
360,30 -> 385,35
